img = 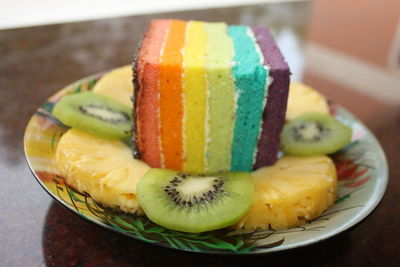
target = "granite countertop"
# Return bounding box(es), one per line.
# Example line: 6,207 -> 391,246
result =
1,2 -> 399,266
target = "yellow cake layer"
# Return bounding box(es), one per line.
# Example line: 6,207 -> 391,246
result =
182,21 -> 207,172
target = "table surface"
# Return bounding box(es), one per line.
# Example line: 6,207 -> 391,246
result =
1,2 -> 399,266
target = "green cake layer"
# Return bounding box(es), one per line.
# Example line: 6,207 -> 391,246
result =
205,23 -> 236,172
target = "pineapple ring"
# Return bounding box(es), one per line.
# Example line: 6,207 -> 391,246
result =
235,156 -> 337,230
55,129 -> 150,214
286,82 -> 330,121
92,65 -> 133,107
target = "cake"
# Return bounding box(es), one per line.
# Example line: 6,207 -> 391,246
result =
133,19 -> 290,172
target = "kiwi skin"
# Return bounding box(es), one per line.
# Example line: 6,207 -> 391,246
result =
137,169 -> 254,233
280,112 -> 352,156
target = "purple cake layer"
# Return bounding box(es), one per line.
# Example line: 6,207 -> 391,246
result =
252,26 -> 290,169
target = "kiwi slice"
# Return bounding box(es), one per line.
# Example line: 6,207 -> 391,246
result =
281,112 -> 352,156
137,169 -> 254,233
52,92 -> 132,140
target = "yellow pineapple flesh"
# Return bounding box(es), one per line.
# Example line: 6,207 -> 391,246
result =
55,129 -> 150,214
286,82 -> 330,121
234,156 -> 337,230
92,65 -> 133,107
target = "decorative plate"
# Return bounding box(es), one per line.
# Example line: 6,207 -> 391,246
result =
24,72 -> 388,254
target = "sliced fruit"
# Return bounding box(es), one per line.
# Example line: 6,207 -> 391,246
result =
286,82 -> 329,121
52,92 -> 132,140
234,155 -> 337,230
92,65 -> 134,107
55,129 -> 150,213
281,112 -> 352,156
137,169 -> 254,233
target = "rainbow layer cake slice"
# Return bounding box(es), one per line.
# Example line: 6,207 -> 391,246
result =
133,19 -> 290,172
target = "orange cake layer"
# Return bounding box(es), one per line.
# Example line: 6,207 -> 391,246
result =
135,20 -> 170,167
159,20 -> 186,170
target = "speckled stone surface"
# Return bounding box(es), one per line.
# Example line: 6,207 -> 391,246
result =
1,1 -> 400,266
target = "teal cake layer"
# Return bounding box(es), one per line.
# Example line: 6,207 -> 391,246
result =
228,26 -> 268,171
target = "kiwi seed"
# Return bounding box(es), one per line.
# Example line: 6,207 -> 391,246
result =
162,173 -> 227,207
78,104 -> 130,124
